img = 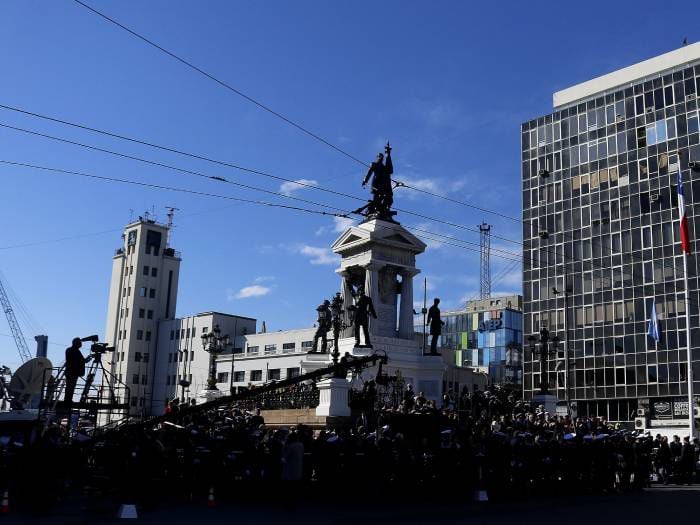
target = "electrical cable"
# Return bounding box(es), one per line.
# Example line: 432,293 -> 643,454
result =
72,0 -> 368,168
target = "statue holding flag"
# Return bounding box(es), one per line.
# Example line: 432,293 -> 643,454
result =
354,141 -> 397,221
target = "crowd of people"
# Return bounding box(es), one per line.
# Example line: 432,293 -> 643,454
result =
1,386 -> 699,512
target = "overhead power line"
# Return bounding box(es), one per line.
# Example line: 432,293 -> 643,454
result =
0,159 -> 347,219
0,112 -> 523,246
72,0 -> 368,168
69,4 -> 519,222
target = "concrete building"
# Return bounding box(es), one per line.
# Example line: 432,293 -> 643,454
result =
104,215 -> 181,414
522,44 -> 700,424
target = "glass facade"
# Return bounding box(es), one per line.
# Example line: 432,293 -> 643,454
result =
418,304 -> 523,387
522,62 -> 700,421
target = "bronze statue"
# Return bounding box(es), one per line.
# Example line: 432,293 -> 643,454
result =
354,288 -> 377,347
426,298 -> 444,355
330,292 -> 344,363
310,299 -> 332,353
354,141 -> 397,221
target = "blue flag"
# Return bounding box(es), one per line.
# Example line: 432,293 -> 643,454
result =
648,299 -> 660,342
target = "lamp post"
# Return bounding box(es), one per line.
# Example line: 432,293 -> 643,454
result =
528,328 -> 560,396
200,325 -> 231,391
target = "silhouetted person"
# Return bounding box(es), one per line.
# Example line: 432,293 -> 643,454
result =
311,299 -> 332,353
64,337 -> 86,407
427,298 -> 445,355
354,288 -> 377,347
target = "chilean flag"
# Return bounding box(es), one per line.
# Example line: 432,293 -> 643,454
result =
677,166 -> 691,254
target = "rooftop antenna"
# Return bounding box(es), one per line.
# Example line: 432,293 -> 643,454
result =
129,209 -> 134,223
479,222 -> 491,299
165,207 -> 179,247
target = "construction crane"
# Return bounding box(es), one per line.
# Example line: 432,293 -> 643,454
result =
0,276 -> 32,363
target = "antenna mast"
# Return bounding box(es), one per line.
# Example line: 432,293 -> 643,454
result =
165,207 -> 179,247
479,222 -> 491,299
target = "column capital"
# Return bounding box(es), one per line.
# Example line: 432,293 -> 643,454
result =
363,262 -> 383,271
399,267 -> 420,278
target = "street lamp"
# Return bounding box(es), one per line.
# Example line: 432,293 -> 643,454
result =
528,328 -> 560,396
200,325 -> 231,391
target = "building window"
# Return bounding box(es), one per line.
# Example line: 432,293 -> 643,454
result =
282,342 -> 296,353
191,327 -> 196,338
248,346 -> 259,355
301,341 -> 313,349
149,288 -> 156,299
264,344 -> 277,355
141,374 -> 148,385
268,368 -> 280,381
286,367 -> 300,379
186,328 -> 190,339
250,370 -> 262,382
202,327 -> 208,334
217,372 -> 229,384
139,308 -> 145,319
136,330 -> 143,341
147,310 -> 153,319
168,353 -> 172,363
143,265 -> 149,276
151,267 -> 158,277
233,371 -> 245,383
132,374 -> 139,385
139,287 -> 147,297
189,350 -> 194,361
145,331 -> 151,342
125,308 -> 129,317
170,330 -> 175,340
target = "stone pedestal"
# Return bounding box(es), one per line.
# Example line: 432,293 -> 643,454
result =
532,393 -> 557,415
327,219 -> 444,402
315,378 -> 351,417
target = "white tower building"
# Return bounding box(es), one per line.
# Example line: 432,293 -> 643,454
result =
104,215 -> 181,415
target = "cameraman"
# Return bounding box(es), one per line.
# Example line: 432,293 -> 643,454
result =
64,337 -> 87,407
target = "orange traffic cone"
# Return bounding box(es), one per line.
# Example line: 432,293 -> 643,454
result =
207,486 -> 216,508
0,489 -> 9,513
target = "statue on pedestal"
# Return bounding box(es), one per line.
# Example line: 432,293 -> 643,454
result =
354,288 -> 377,348
354,141 -> 397,221
310,299 -> 332,353
426,298 -> 445,356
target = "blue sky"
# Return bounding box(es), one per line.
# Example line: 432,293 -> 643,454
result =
1,0 -> 698,369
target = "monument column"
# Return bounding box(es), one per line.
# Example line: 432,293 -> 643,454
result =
339,270 -> 354,338
398,269 -> 417,339
364,262 -> 380,337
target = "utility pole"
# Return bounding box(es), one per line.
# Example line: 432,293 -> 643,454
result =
479,223 -> 491,299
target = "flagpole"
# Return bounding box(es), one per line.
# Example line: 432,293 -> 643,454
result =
683,249 -> 695,438
679,164 -> 695,439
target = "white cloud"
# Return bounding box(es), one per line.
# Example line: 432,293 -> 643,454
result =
315,216 -> 355,236
231,285 -> 271,299
298,245 -> 338,265
279,179 -> 318,196
254,276 -> 275,283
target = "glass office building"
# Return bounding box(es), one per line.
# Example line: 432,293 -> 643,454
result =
425,295 -> 523,387
522,44 -> 700,423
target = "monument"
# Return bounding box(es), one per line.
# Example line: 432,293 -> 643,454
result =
305,144 -> 444,412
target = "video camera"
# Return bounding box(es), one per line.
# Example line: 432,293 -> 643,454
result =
80,335 -> 114,355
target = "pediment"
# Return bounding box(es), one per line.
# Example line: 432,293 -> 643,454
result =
332,219 -> 427,255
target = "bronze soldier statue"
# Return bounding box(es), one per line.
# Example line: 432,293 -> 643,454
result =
426,298 -> 445,355
310,299 -> 332,353
354,288 -> 377,347
330,292 -> 344,363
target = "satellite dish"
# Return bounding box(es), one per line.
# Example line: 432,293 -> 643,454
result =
8,357 -> 53,407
